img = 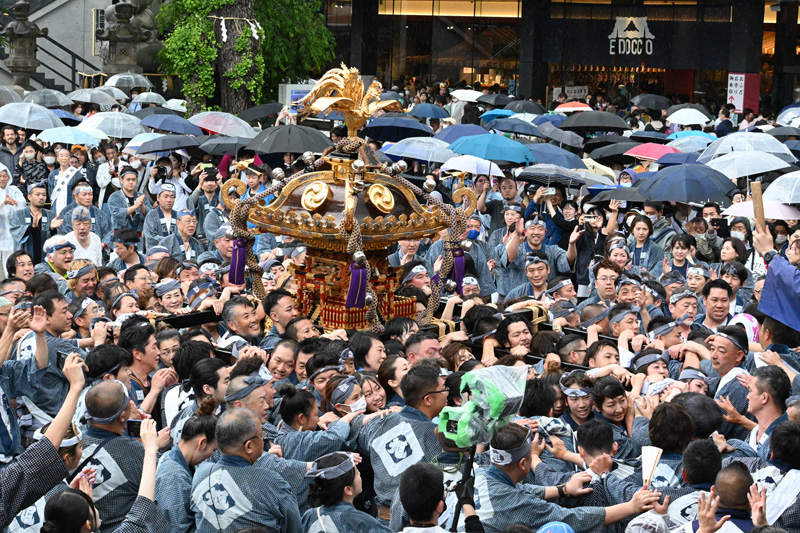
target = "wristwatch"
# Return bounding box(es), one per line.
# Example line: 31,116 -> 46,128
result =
764,251 -> 778,264
557,483 -> 567,498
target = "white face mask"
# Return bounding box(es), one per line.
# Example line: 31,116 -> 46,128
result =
344,396 -> 367,413
24,152 -> 35,160
648,214 -> 659,225
130,160 -> 142,169
95,156 -> 106,164
775,235 -> 788,245
44,156 -> 55,165
619,182 -> 632,188
730,231 -> 746,241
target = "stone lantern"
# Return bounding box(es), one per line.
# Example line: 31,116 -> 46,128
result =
0,0 -> 48,90
96,1 -> 151,75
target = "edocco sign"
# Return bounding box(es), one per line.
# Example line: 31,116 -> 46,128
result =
608,17 -> 655,56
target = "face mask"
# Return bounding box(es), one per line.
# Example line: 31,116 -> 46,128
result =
44,156 -> 55,165
619,182 -> 632,188
130,160 -> 142,169
95,156 -> 106,164
467,229 -> 480,240
775,235 -> 788,245
730,231 -> 746,241
24,152 -> 35,160
648,214 -> 659,224
344,396 -> 367,413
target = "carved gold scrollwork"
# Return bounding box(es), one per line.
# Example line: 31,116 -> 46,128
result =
452,187 -> 478,218
301,181 -> 331,212
221,178 -> 247,211
366,184 -> 395,213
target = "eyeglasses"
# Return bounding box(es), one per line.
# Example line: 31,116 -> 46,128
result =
242,434 -> 262,445
423,388 -> 449,399
597,276 -> 618,283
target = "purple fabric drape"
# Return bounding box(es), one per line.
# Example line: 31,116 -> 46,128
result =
229,237 -> 247,285
346,262 -> 368,308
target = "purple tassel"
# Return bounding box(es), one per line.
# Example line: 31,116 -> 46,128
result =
449,251 -> 465,294
345,262 -> 367,308
229,237 -> 247,286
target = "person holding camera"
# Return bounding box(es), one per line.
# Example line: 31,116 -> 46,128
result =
190,163 -> 219,244
148,154 -> 193,213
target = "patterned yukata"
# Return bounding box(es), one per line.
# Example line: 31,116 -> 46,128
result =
301,501 -> 391,533
275,419 -> 351,462
155,445 -> 195,533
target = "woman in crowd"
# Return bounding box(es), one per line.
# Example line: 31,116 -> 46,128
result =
592,376 -> 641,459
154,279 -> 191,315
441,341 -> 475,372
350,332 -> 387,373
378,355 -> 410,407
107,291 -> 140,320
354,372 -> 387,413
560,371 -> 595,430
627,213 -> 664,277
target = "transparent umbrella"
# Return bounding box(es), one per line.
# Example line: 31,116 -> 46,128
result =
132,92 -> 166,105
440,154 -> 504,177
68,89 -> 119,106
104,72 -> 154,89
23,89 -> 72,108
697,132 -> 796,164
667,136 -> 713,153
189,111 -> 257,137
78,112 -> 145,138
384,137 -> 454,163
0,86 -> 22,105
763,171 -> 800,204
38,126 -> 100,146
705,151 -> 794,180
96,86 -> 129,101
0,102 -> 65,130
164,99 -> 187,113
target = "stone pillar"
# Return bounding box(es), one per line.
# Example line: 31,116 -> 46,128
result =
96,2 -> 151,75
518,0 -> 550,101
772,1 -> 799,111
349,0 -> 379,78
0,0 -> 47,90
728,0 -> 763,74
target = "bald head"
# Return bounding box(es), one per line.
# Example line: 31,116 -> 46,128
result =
225,376 -> 254,408
216,407 -> 260,454
714,462 -> 753,511
85,381 -> 128,420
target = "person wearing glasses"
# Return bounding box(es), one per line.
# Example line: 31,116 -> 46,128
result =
159,210 -> 206,262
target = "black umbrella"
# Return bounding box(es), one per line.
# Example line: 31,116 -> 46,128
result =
380,91 -> 402,101
537,121 -> 584,149
504,100 -> 546,115
361,116 -> 433,143
133,107 -> 179,119
666,103 -> 712,121
559,111 -> 630,133
630,131 -> 670,145
585,135 -> 628,152
238,103 -> 283,123
588,142 -> 641,166
138,135 -> 200,154
631,94 -> 672,111
593,180 -> 649,203
767,126 -> 800,142
477,94 -> 514,107
199,135 -> 254,156
245,124 -> 333,154
516,164 -> 586,189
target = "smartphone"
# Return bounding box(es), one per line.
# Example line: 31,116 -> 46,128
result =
199,163 -> 213,170
126,420 -> 142,438
542,187 -> 556,196
710,218 -> 725,227
584,215 -> 597,221
56,351 -> 71,371
508,223 -> 516,234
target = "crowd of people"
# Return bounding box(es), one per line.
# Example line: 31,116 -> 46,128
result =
0,78 -> 797,533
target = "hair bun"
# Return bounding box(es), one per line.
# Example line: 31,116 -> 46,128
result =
277,382 -> 296,397
197,396 -> 218,417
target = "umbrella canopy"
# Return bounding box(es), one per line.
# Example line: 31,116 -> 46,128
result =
77,112 -> 145,139
199,136 -> 253,156
23,89 -> 72,108
559,111 -> 630,133
38,126 -> 99,146
698,132 -> 796,164
0,86 -> 21,105
582,158 -> 617,180
509,112 -> 538,123
104,72 -> 153,89
0,102 -> 65,130
408,103 -> 449,119
505,100 -> 546,114
246,124 -> 333,154
449,134 -> 532,164
637,164 -> 735,203
666,103 -> 712,121
763,171 -> 800,204
630,131 -> 670,145
480,109 -> 514,123
517,164 -> 586,189
593,180 -> 650,202
380,90 -> 402,101
238,103 -> 283,123
123,132 -> 163,155
141,114 -> 203,136
526,143 -> 586,169
657,152 -> 699,167
441,154 -> 504,177
536,122 -> 584,149
67,89 -> 118,106
164,99 -> 187,113
138,135 -> 200,154
667,130 -> 717,140
51,108 -> 82,126
624,143 -> 679,161
433,124 -> 488,144
585,135 -> 628,151
555,102 -> 591,113
667,108 -> 710,126
361,116 -> 433,142
133,107 -> 178,119
96,86 -> 128,101
384,137 -> 454,163
631,94 -> 672,110
450,89 -> 483,103
705,151 -> 794,180
589,142 -> 640,166
532,114 -> 567,127
575,170 -> 615,187
487,118 -> 543,138
668,136 -> 713,153
723,200 -> 800,220
477,94 -> 513,107
132,92 -> 166,105
777,107 -> 800,127
767,126 -> 800,142
189,111 -> 257,137
80,127 -> 110,141
785,141 -> 800,158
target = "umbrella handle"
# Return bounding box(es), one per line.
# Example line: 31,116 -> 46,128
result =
751,182 -> 766,233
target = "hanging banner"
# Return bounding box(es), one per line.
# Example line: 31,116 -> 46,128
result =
727,73 -> 760,114
609,17 -> 655,56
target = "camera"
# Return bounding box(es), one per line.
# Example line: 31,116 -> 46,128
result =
154,165 -> 169,182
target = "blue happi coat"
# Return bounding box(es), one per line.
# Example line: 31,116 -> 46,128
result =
301,501 -> 391,533
155,445 -> 195,533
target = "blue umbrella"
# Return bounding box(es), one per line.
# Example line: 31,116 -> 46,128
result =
656,152 -> 699,167
141,114 -> 203,136
38,126 -> 99,146
779,103 -> 800,116
587,184 -> 620,198
480,109 -> 514,123
408,103 -> 449,119
383,137 -> 454,163
361,116 -> 433,142
636,164 -> 735,203
434,124 -> 487,144
784,140 -> 800,157
526,143 -> 586,169
487,118 -> 544,138
51,109 -> 82,124
666,130 -> 716,140
449,134 -> 532,164
532,114 -> 567,127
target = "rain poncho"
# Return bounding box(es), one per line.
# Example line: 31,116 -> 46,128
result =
0,164 -> 25,251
